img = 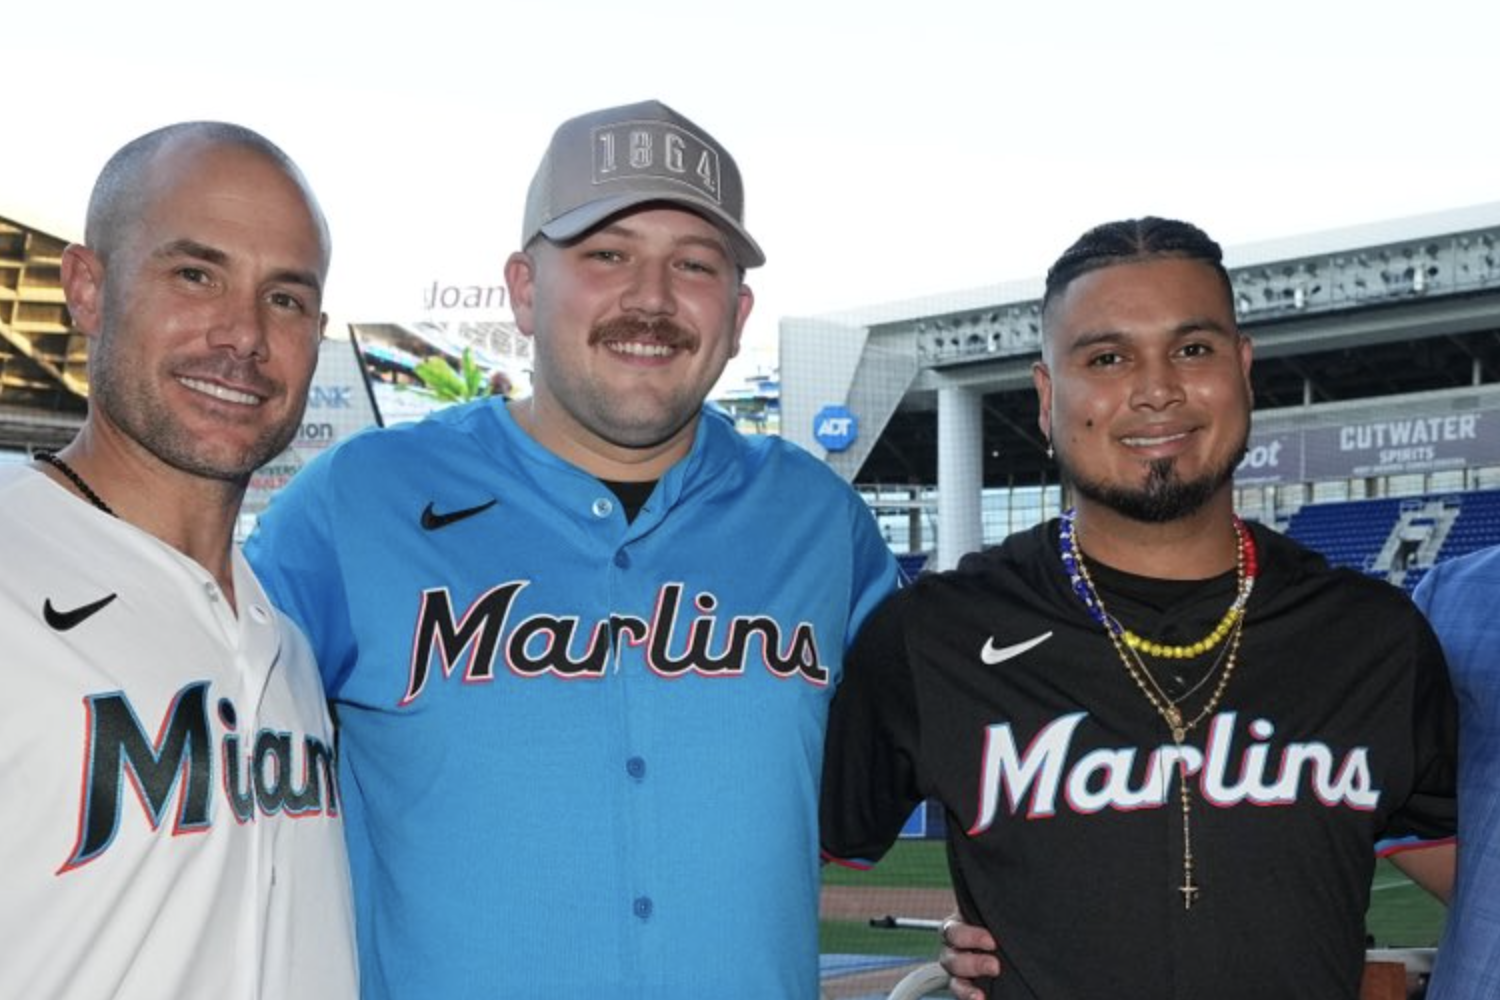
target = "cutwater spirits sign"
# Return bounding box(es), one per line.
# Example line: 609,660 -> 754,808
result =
814,405 -> 858,452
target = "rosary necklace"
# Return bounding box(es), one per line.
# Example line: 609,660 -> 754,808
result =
35,451 -> 117,518
1059,508 -> 1259,910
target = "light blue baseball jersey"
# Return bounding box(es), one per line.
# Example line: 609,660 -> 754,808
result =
245,400 -> 901,1000
1414,549 -> 1500,1000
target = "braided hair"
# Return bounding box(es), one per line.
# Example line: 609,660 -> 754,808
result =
1041,217 -> 1233,320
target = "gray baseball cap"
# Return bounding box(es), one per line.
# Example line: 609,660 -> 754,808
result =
521,99 -> 765,269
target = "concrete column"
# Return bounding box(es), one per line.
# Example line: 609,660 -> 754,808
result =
937,385 -> 984,571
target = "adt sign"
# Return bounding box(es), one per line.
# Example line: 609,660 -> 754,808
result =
814,405 -> 859,453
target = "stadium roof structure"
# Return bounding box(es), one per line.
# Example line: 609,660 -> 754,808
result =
782,202 -> 1500,491
0,214 -> 87,451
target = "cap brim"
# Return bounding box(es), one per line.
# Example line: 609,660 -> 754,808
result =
539,192 -> 765,269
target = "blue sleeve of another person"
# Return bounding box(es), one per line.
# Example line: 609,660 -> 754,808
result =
244,445 -> 359,693
1414,548 -> 1500,999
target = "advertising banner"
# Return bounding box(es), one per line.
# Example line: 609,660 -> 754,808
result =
1239,404 -> 1499,485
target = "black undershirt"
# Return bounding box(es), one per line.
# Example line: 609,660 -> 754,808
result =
1080,554 -> 1241,703
600,479 -> 657,523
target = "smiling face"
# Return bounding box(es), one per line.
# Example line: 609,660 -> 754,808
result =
1034,256 -> 1253,524
66,137 -> 329,483
505,205 -> 753,479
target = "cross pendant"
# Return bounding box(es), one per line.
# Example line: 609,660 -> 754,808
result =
1180,875 -> 1200,910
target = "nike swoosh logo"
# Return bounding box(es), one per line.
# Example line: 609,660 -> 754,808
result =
421,499 -> 497,530
44,594 -> 119,631
980,631 -> 1053,665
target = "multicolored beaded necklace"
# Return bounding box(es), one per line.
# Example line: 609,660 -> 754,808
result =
1058,506 -> 1260,910
1059,508 -> 1258,659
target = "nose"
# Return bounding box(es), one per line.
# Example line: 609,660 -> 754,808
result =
1130,356 -> 1185,410
206,289 -> 270,361
619,260 -> 676,317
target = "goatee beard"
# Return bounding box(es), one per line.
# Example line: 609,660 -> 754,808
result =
1060,444 -> 1247,524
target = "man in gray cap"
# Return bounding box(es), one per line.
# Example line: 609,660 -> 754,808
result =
247,100 -> 901,999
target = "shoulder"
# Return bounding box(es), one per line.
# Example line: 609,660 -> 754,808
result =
1413,545 -> 1500,618
344,398 -> 498,460
1253,523 -> 1428,621
1424,545 -> 1500,588
909,523 -> 1055,604
0,464 -> 38,505
290,399 -> 506,493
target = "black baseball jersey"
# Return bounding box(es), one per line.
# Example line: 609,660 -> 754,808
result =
821,520 -> 1456,1000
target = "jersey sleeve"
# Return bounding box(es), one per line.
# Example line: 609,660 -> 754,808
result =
843,490 -> 906,651
820,588 -> 926,868
244,450 -> 359,695
1377,604 -> 1458,852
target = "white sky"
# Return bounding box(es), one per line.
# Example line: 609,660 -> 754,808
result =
5,0 -> 1498,384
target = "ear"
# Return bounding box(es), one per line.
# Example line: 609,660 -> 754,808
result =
504,251 -> 537,338
1032,360 -> 1054,442
728,282 -> 754,359
61,244 -> 105,337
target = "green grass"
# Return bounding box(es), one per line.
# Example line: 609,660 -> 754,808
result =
820,843 -> 1446,951
821,919 -> 941,958
1366,858 -> 1446,948
822,839 -> 951,889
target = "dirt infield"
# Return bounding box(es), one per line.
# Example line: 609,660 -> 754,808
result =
820,884 -> 958,921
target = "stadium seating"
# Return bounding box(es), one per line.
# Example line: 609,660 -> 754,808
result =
1285,497 -> 1405,573
1285,489 -> 1500,591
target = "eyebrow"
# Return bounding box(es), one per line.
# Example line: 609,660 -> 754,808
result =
152,237 -> 324,295
1067,318 -> 1235,353
593,222 -> 732,261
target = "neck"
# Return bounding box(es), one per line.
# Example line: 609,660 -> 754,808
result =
43,429 -> 246,608
509,396 -> 695,483
1069,493 -> 1241,580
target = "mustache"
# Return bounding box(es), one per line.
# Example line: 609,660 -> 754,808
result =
588,315 -> 697,351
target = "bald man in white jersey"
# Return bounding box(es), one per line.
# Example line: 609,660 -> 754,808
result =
0,122 -> 356,999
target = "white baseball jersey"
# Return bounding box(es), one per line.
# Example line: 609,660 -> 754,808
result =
0,465 -> 357,1000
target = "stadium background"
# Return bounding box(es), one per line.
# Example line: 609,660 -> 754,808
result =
4,202 -> 1484,997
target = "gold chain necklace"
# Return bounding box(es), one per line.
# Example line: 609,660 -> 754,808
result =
1062,510 -> 1256,658
1060,510 -> 1257,910
1127,611 -> 1240,723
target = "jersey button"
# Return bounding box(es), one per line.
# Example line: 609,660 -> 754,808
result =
591,497 -> 614,518
632,896 -> 654,920
626,756 -> 647,780
614,549 -> 631,569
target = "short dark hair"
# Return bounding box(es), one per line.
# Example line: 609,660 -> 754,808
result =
85,121 -> 328,261
1041,217 -> 1233,318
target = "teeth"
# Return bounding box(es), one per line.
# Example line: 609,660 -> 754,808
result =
607,341 -> 675,358
1124,432 -> 1187,447
179,377 -> 260,406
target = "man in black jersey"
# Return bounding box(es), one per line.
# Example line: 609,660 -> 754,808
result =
820,217 -> 1457,1000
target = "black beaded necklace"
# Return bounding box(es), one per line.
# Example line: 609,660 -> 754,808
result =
35,451 -> 117,518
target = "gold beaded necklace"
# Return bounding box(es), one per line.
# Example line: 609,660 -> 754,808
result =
1059,509 -> 1259,910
